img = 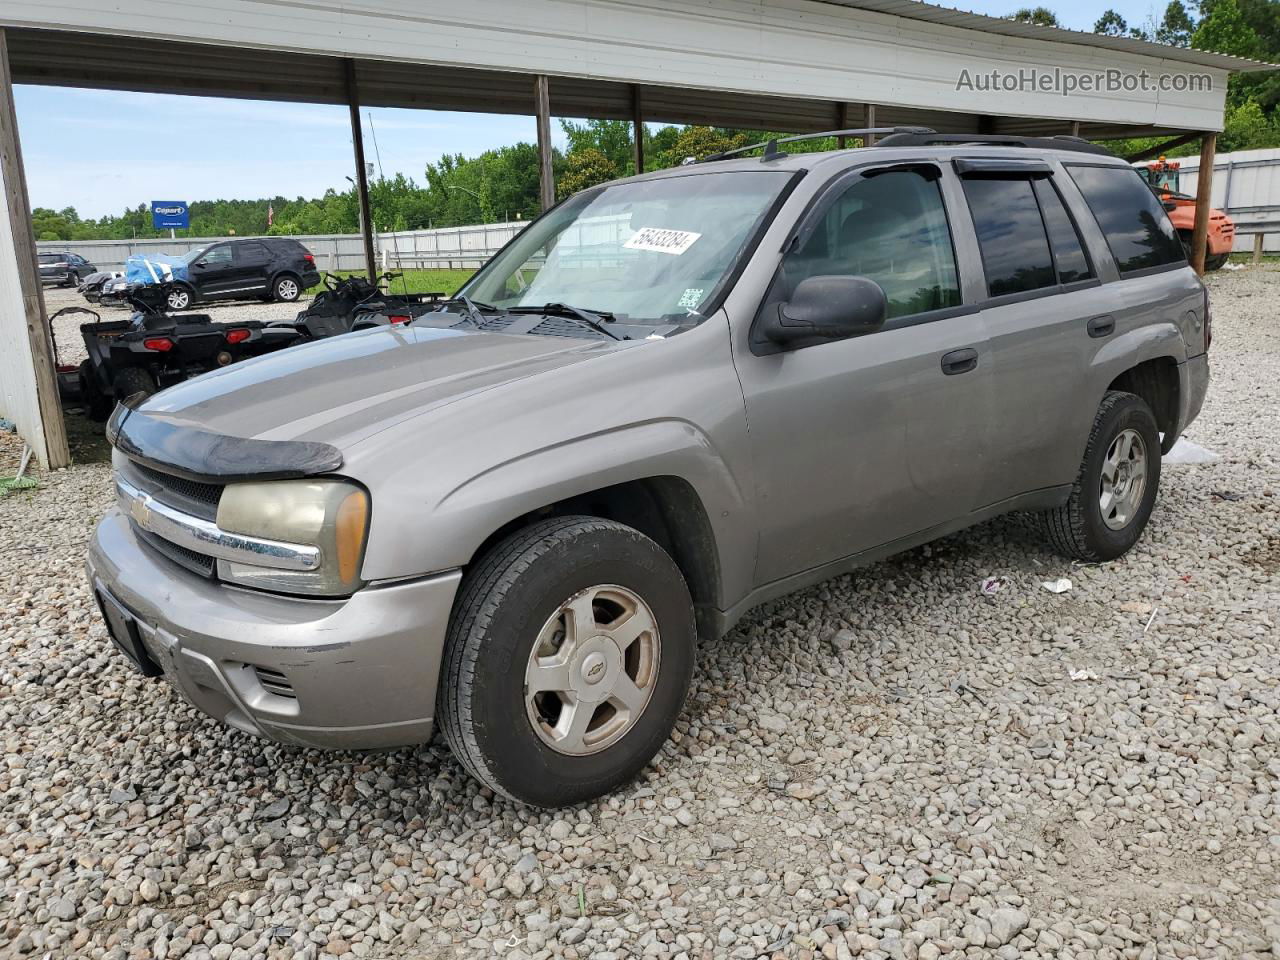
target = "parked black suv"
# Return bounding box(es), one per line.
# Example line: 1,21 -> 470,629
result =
39,251 -> 97,286
165,238 -> 321,310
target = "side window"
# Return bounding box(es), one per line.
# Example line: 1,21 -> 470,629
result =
961,177 -> 1056,297
1032,179 -> 1093,284
1066,165 -> 1186,274
781,170 -> 961,320
236,241 -> 269,264
198,245 -> 233,267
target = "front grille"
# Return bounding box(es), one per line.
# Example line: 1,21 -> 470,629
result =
132,462 -> 224,510
254,667 -> 296,699
136,527 -> 216,578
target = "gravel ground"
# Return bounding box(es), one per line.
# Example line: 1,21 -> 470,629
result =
45,286 -> 311,367
3,267 -> 1279,960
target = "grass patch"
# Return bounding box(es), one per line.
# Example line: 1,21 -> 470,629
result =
305,269 -> 475,297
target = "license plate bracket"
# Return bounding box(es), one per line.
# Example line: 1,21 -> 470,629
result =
95,587 -> 163,678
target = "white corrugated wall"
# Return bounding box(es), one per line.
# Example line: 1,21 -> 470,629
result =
0,154 -> 48,466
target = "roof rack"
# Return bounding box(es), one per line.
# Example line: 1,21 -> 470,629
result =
873,132 -> 1113,157
699,126 -> 937,162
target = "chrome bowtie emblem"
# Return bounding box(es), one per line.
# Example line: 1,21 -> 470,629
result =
129,494 -> 152,528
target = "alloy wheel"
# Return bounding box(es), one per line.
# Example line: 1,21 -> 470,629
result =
1099,427 -> 1148,530
524,583 -> 660,756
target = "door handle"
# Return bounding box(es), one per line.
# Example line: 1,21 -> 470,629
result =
1087,315 -> 1115,338
941,347 -> 979,376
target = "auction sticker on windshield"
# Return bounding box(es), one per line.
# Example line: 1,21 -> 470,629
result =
624,227 -> 701,255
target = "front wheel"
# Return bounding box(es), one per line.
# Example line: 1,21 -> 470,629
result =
1041,390 -> 1161,562
166,286 -> 193,311
272,275 -> 301,302
439,516 -> 695,806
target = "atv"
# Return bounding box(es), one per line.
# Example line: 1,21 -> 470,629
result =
57,282 -> 301,419
286,272 -> 445,338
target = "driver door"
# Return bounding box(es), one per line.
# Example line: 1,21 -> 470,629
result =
191,243 -> 235,298
735,165 -> 994,586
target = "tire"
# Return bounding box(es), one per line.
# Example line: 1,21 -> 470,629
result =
166,286 -> 193,311
272,275 -> 301,303
78,361 -> 114,421
65,271 -> 79,288
439,516 -> 696,806
111,367 -> 158,404
1204,252 -> 1229,271
1041,390 -> 1161,562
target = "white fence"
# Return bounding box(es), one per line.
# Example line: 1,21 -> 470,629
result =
1172,148 -> 1280,253
35,221 -> 529,273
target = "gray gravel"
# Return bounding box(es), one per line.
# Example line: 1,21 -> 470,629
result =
45,286 -> 311,367
3,266 -> 1279,960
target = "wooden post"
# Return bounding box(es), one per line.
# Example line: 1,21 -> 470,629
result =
1070,121 -> 1081,138
345,60 -> 376,281
631,85 -> 644,175
837,103 -> 851,149
864,104 -> 877,146
1189,132 -> 1217,276
0,28 -> 69,469
535,75 -> 554,210
1253,233 -> 1264,266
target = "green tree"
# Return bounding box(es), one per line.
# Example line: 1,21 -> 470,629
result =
558,148 -> 618,199
1094,9 -> 1130,35
1156,0 -> 1196,44
1006,6 -> 1061,26
561,119 -> 637,175
1192,0 -> 1263,58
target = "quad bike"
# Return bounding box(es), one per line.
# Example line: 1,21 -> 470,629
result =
55,282 -> 300,419
286,272 -> 445,338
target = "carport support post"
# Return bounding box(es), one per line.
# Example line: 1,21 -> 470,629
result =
1189,132 -> 1217,276
0,28 -> 69,469
631,85 -> 644,176
864,104 -> 877,146
345,59 -> 376,281
535,75 -> 554,210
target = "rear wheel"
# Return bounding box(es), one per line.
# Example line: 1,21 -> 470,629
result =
439,516 -> 695,806
1204,252 -> 1229,271
1041,391 -> 1161,562
78,361 -> 113,420
111,367 -> 158,404
272,275 -> 301,302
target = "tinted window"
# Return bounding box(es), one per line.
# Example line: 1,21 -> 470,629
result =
236,241 -> 269,263
781,170 -> 961,320
1067,165 -> 1185,274
1033,180 -> 1093,284
962,178 -> 1055,297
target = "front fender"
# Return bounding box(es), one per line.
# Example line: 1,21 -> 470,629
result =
362,418 -> 755,607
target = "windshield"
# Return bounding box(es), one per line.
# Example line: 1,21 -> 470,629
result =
461,170 -> 793,324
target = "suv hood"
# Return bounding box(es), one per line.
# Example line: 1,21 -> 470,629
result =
136,325 -> 617,452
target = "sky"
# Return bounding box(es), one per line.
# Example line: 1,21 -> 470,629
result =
16,0 -> 1167,220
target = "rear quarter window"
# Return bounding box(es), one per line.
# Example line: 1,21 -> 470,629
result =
1066,164 -> 1186,275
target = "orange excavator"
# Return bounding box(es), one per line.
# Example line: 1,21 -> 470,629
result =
1140,156 -> 1235,271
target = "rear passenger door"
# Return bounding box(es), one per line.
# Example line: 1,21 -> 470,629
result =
955,160 -> 1109,506
230,241 -> 272,297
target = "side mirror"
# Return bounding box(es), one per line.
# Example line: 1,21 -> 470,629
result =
762,275 -> 887,346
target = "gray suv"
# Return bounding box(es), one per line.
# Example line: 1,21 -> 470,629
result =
87,131 -> 1210,806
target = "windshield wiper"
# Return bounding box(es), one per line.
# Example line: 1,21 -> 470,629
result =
436,295 -> 497,329
508,302 -> 624,341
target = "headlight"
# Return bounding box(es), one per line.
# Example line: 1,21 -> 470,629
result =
215,479 -> 369,596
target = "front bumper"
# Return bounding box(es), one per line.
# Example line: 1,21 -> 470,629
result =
87,507 -> 461,750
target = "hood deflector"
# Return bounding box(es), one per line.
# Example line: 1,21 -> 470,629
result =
107,402 -> 343,484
